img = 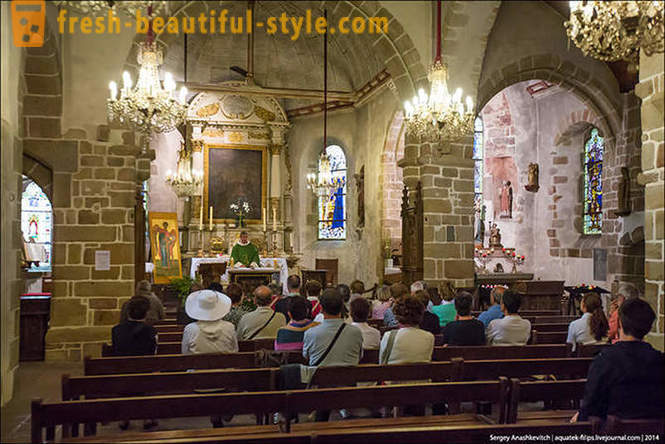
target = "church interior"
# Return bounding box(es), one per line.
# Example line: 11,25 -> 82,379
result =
1,0 -> 664,442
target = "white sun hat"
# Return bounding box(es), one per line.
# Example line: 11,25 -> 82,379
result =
185,290 -> 232,321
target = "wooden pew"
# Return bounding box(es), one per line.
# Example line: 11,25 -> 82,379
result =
432,344 -> 572,361
156,332 -> 182,342
472,310 -> 560,317
507,378 -> 586,423
238,338 -> 276,352
32,380 -> 508,443
530,323 -> 569,333
154,324 -> 183,333
458,357 -> 591,381
527,315 -> 577,324
85,352 -> 259,375
531,330 -> 568,344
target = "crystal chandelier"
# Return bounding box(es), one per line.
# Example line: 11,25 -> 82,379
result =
403,0 -> 474,143
306,152 -> 345,197
565,1 -> 664,66
107,29 -> 187,150
53,1 -> 169,18
165,144 -> 202,198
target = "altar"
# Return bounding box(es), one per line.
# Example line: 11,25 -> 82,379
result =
190,256 -> 289,293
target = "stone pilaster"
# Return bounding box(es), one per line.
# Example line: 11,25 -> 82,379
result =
636,52 -> 664,345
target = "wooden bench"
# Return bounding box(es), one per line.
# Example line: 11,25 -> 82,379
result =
531,330 -> 568,344
526,315 -> 577,324
85,352 -> 260,375
458,357 -> 591,381
432,344 -> 572,361
32,380 -> 508,442
472,310 -> 560,317
507,378 -> 586,423
530,323 -> 569,333
154,324 -> 183,333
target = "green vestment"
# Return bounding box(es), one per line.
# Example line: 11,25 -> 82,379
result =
230,242 -> 260,266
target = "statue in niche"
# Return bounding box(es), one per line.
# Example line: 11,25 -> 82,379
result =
489,221 -> 503,248
525,163 -> 540,192
475,203 -> 486,247
355,165 -> 365,229
499,180 -> 513,218
615,167 -> 632,216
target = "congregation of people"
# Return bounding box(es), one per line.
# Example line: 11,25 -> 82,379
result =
111,277 -> 663,426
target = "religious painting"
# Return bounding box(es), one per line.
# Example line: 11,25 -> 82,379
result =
318,145 -> 347,240
148,212 -> 182,284
204,145 -> 267,223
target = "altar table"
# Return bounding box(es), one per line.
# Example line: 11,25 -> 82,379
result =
190,256 -> 289,294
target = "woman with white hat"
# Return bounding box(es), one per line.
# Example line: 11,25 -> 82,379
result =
181,289 -> 238,354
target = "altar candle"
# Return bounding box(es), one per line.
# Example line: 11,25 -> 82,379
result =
272,207 -> 277,231
199,205 -> 203,230
209,206 -> 213,230
262,207 -> 267,231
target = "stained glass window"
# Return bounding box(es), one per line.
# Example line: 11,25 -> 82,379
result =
473,116 -> 484,203
583,128 -> 603,235
318,145 -> 347,240
21,176 -> 53,272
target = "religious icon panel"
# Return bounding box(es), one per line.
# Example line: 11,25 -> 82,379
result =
148,212 -> 182,284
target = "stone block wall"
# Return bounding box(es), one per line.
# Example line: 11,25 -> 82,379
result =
401,134 -> 475,288
636,52 -> 664,339
43,129 -> 153,360
381,111 -> 405,248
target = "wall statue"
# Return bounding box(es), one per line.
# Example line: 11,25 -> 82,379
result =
355,165 -> 365,228
525,163 -> 539,192
489,221 -> 503,248
475,203 -> 486,247
499,181 -> 513,218
615,167 -> 632,216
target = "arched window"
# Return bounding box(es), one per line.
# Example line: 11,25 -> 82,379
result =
583,128 -> 603,235
473,116 -> 484,204
318,145 -> 347,240
21,176 -> 53,272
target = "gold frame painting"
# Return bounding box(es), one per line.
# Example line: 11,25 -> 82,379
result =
203,144 -> 268,224
148,211 -> 182,284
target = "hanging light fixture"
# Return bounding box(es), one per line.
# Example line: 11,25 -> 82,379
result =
403,0 -> 474,143
107,6 -> 187,151
306,9 -> 346,197
165,142 -> 202,198
565,1 -> 664,67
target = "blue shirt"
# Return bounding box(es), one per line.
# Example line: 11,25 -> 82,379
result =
383,307 -> 398,328
477,304 -> 504,328
302,318 -> 363,366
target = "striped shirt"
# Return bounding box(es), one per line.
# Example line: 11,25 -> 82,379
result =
274,319 -> 319,351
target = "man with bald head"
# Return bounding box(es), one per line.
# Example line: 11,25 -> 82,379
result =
478,286 -> 506,328
237,285 -> 286,340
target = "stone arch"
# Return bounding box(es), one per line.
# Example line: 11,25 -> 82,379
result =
22,154 -> 54,202
121,1 -> 427,103
380,109 -> 405,248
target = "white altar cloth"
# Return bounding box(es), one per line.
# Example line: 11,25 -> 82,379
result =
190,256 -> 289,294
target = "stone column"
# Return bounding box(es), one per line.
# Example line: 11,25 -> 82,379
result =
635,52 -> 664,347
399,134 -> 476,288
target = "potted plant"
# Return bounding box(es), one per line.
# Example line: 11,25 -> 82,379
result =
170,276 -> 195,324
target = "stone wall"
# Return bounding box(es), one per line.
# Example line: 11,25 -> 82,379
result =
1,1 -> 26,406
42,129 -> 152,360
381,111 -> 405,249
636,52 -> 664,344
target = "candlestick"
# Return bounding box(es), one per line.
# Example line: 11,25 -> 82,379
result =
272,207 -> 277,231
209,206 -> 213,231
199,205 -> 203,231
262,207 -> 267,231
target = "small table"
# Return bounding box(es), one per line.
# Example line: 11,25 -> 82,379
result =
228,269 -> 276,293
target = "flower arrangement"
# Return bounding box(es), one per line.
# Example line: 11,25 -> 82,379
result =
230,199 -> 251,227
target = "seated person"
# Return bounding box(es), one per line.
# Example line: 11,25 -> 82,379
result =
572,298 -> 664,423
349,280 -> 365,303
305,280 -> 324,321
371,285 -> 392,320
338,283 -> 352,322
229,231 -> 260,268
431,289 -> 457,328
120,280 -> 165,326
112,296 -> 157,356
443,291 -> 486,346
567,292 -> 609,351
274,296 -> 318,351
273,275 -> 302,321
486,290 -> 531,345
222,283 -> 251,327
608,282 -> 639,344
350,298 -> 381,350
383,283 -> 410,328
182,289 -> 237,354
237,286 -> 287,340
414,290 -> 441,335
380,296 -> 434,364
477,286 -> 506,328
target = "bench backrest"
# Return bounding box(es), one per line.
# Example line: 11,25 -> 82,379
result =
530,323 -> 569,332
311,361 -> 460,388
531,330 -> 568,344
507,378 -> 586,423
459,357 -> 591,380
432,344 -> 571,361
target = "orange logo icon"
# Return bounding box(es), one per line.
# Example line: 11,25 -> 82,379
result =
11,0 -> 45,47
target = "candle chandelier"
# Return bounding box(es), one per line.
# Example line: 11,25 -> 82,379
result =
107,9 -> 187,151
165,143 -> 202,198
403,0 -> 474,143
306,152 -> 345,197
565,1 -> 664,66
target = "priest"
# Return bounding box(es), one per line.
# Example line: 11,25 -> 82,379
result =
230,231 -> 260,268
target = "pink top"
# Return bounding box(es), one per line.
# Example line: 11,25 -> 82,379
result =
372,301 -> 391,320
608,309 -> 620,344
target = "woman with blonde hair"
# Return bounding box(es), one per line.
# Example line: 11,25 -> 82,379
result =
566,292 -> 609,351
371,285 -> 392,320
